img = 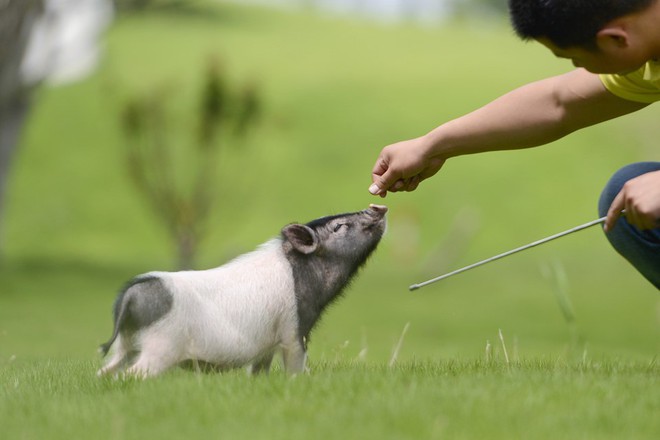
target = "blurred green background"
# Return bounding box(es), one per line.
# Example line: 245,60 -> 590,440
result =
0,0 -> 658,367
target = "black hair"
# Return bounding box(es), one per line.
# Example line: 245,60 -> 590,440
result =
508,0 -> 655,49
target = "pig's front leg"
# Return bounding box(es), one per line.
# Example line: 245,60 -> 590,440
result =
281,337 -> 306,375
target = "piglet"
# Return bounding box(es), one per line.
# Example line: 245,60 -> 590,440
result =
98,204 -> 387,377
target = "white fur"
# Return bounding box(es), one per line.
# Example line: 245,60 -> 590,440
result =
98,239 -> 305,378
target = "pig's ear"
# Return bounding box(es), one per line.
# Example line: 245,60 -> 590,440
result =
281,224 -> 319,254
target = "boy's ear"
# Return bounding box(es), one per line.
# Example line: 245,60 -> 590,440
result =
596,26 -> 630,50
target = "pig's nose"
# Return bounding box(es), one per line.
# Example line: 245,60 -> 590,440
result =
368,204 -> 388,217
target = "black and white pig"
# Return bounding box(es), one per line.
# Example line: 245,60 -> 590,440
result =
97,204 -> 387,378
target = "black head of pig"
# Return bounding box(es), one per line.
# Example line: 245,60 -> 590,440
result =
281,204 -> 387,341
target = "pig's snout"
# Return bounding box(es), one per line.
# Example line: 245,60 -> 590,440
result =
367,204 -> 388,218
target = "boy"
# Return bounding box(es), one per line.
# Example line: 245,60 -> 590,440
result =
369,0 -> 660,288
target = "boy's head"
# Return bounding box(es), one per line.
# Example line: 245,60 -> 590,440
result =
508,0 -> 655,49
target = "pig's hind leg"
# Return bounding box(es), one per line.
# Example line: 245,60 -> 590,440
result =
249,351 -> 275,375
97,335 -> 132,377
123,333 -> 181,378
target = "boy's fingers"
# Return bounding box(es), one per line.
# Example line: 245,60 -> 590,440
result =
604,191 -> 625,232
368,183 -> 383,195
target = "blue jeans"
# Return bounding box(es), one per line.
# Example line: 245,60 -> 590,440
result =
598,162 -> 660,290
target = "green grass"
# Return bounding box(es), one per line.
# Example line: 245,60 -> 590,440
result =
2,358 -> 658,440
1,1 -> 658,438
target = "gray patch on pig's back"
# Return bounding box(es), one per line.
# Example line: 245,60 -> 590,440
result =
117,276 -> 174,332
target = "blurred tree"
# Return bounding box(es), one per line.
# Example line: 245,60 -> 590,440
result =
1,0 -> 111,262
121,59 -> 261,270
0,0 -> 44,261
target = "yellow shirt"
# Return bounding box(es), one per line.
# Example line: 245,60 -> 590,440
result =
600,60 -> 660,103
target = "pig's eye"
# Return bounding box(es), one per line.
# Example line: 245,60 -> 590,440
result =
333,223 -> 346,233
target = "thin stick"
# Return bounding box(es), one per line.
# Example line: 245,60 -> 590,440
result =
409,216 -> 607,291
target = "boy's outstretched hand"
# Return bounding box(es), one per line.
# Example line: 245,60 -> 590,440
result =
369,136 -> 446,197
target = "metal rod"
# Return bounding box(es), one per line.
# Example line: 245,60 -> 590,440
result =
409,216 -> 607,291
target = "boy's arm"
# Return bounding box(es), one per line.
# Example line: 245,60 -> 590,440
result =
370,68 -> 648,195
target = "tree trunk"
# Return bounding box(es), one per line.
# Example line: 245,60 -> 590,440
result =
176,230 -> 198,271
0,0 -> 43,260
0,99 -> 30,257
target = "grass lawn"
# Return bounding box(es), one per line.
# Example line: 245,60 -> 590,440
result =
1,1 -> 658,439
1,357 -> 658,440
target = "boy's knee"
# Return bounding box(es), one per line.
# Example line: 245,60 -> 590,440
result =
599,162 -> 660,217
597,162 -> 660,290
